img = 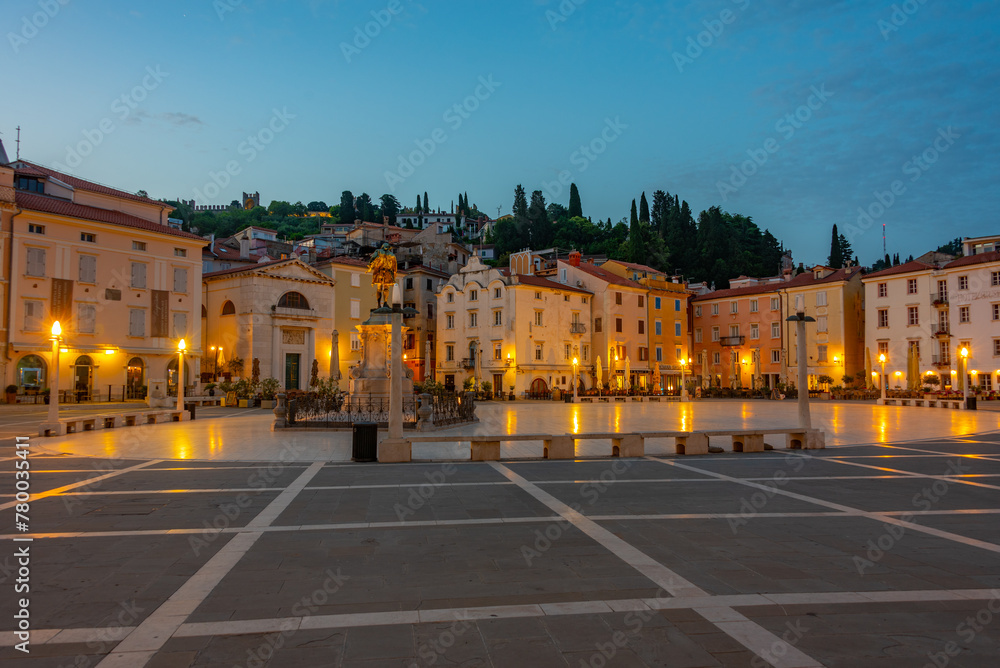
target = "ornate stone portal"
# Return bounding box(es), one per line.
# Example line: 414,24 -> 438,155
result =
348,309 -> 413,399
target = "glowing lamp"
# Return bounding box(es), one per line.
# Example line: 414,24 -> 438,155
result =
105,349 -> 114,355
51,321 -> 62,337
960,347 -> 969,358
178,338 -> 186,352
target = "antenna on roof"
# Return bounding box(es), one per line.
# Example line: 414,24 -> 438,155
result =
882,223 -> 886,258
15,126 -> 21,160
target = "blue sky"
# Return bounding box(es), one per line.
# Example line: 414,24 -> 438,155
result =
2,0 -> 997,266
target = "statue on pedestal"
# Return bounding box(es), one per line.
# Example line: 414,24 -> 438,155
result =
367,243 -> 397,309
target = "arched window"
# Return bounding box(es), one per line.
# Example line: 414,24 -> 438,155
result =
16,355 -> 46,390
277,292 -> 309,309
221,300 -> 236,315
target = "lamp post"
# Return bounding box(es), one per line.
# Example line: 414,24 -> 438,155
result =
177,339 -> 186,412
572,357 -> 579,402
960,346 -> 969,408
878,353 -> 887,404
211,346 -> 222,382
786,310 -> 816,429
39,321 -> 64,436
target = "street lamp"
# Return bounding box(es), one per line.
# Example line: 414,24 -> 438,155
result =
680,357 -> 690,401
572,357 -> 579,402
177,338 -> 186,412
39,321 -> 64,436
210,345 -> 222,382
960,346 -> 970,408
878,353 -> 887,403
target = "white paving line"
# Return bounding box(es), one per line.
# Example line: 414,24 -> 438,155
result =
488,461 -> 824,668
6,587 -> 999,647
94,461 -> 324,668
807,455 -> 1000,492
650,458 -> 1000,555
0,459 -> 165,511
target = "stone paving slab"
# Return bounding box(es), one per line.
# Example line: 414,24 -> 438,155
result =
907,513 -> 1000,547
187,525 -> 663,623
596,517 -> 1000,596
776,476 -> 1000,512
829,454 -> 1000,476
78,466 -> 307,492
307,461 -> 509,487
655,455 -> 914,480
0,490 -> 281,532
505,459 -> 718,482
273,484 -> 555,526
537,479 -> 832,516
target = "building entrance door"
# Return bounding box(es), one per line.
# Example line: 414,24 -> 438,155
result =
285,353 -> 301,390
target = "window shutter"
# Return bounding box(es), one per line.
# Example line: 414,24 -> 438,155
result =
79,255 -> 97,283
27,248 -> 46,277
173,268 -> 187,293
131,262 -> 147,288
78,304 -> 96,333
172,313 -> 188,338
129,309 -> 145,337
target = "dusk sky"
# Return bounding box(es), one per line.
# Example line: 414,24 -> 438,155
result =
2,0 -> 996,266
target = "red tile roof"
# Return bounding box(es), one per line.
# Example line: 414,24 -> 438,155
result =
943,250 -> 1000,269
514,273 -> 592,295
318,255 -> 369,268
15,161 -> 170,207
691,282 -> 784,302
862,260 -> 935,280
567,261 -> 644,289
203,243 -> 262,261
603,259 -> 666,276
15,191 -> 206,242
781,266 -> 864,288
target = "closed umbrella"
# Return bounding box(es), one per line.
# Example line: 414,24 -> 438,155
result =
702,350 -> 709,388
730,350 -> 738,389
473,342 -> 483,391
624,356 -> 632,392
753,348 -> 761,390
330,330 -> 341,380
595,356 -> 604,391
610,353 -> 618,389
865,347 -> 873,390
910,347 -> 920,390
780,346 -> 788,387
652,361 -> 661,393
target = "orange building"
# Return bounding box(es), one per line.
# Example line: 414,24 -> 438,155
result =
691,283 -> 786,389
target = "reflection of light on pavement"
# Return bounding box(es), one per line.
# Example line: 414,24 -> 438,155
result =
878,416 -> 888,443
831,404 -> 842,433
506,409 -> 516,435
173,432 -> 192,459
614,405 -> 621,432
571,404 -> 580,434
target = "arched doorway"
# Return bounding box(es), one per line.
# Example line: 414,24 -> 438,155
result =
127,357 -> 145,400
167,358 -> 188,397
73,355 -> 94,401
529,377 -> 549,399
16,355 -> 46,392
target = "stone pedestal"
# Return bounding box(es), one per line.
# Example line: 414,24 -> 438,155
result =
378,438 -> 411,463
148,378 -> 172,408
349,310 -> 413,399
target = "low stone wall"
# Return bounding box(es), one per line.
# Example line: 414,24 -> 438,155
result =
271,392 -> 477,431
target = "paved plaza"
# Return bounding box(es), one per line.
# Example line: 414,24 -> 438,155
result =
1,402 -> 1000,666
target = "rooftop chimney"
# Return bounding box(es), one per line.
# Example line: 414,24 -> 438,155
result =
239,233 -> 251,260
568,250 -> 582,267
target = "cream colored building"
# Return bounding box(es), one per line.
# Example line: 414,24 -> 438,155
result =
779,265 -> 866,389
202,258 -> 335,390
557,256 -> 649,390
436,256 -> 593,397
312,255 -> 379,390
601,259 -> 691,393
1,157 -> 205,400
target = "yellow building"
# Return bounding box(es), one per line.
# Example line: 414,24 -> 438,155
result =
779,265 -> 865,389
313,255 -> 379,390
1,157 -> 206,400
601,260 -> 691,393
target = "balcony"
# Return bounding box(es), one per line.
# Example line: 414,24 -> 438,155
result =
931,354 -> 951,367
570,322 -> 587,334
931,293 -> 949,306
719,335 -> 745,347
271,306 -> 318,319
461,358 -> 475,369
931,323 -> 951,337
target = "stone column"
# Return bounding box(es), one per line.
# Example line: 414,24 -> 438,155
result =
272,323 -> 281,379
305,328 -> 315,388
796,318 -> 811,429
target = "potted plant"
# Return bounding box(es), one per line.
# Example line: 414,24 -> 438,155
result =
509,385 -> 515,401
205,383 -> 217,397
922,374 -> 940,399
259,378 -> 280,409
5,384 -> 17,404
480,380 -> 492,400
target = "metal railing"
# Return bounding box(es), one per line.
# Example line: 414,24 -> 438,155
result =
461,358 -> 476,369
570,322 -> 587,334
719,336 -> 745,347
931,293 -> 949,306
931,323 -> 951,336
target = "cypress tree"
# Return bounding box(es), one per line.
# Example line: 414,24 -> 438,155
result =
639,191 -> 650,223
828,224 -> 843,268
568,183 -> 583,218
339,190 -> 355,226
423,192 -> 429,214
630,199 -> 638,226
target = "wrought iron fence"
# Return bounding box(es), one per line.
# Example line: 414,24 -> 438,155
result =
288,395 -> 419,428
431,393 -> 477,427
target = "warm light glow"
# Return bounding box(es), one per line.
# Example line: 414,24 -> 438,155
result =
572,357 -> 578,365
403,353 -> 407,360
894,371 -> 902,377
879,353 -> 886,363
872,371 -> 878,377
960,347 -> 969,358
925,370 -> 933,375
104,349 -> 114,355
615,355 -> 619,361
833,356 -> 840,363
51,321 -> 62,337
210,346 -> 216,351
178,338 -> 186,352
60,348 -> 68,353
951,370 -> 957,375
742,358 -> 748,365
507,352 -> 511,359
971,370 -> 978,376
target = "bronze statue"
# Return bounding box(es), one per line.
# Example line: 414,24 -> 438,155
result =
367,243 -> 398,308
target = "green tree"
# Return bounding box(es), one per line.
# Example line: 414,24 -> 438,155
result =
630,199 -> 638,227
527,190 -> 551,247
639,191 -> 650,223
828,224 -> 844,268
423,191 -> 429,214
339,191 -> 355,226
356,193 -> 374,222
379,194 -> 401,225
307,201 -> 328,212
568,183 -> 583,218
268,200 -> 293,217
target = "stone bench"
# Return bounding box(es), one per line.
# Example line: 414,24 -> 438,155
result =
670,428 -> 825,455
405,434 -> 551,462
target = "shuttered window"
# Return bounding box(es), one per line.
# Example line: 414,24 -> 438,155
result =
79,255 -> 97,283
131,262 -> 147,289
129,309 -> 145,337
78,304 -> 96,333
26,247 -> 46,277
172,313 -> 187,338
173,268 -> 188,293
24,301 -> 43,331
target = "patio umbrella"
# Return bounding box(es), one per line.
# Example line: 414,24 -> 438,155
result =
624,356 -> 632,392
473,343 -> 483,391
865,347 -> 873,390
780,346 -> 788,386
909,347 -> 920,390
730,350 -> 738,389
595,356 -> 604,390
610,353 -> 617,389
216,347 -> 227,375
330,330 -> 341,380
652,361 -> 661,392
753,348 -> 761,390
701,350 -> 709,388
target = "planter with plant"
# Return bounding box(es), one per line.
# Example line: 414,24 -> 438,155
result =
259,378 -> 280,409
5,384 -> 17,404
205,383 -> 217,397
